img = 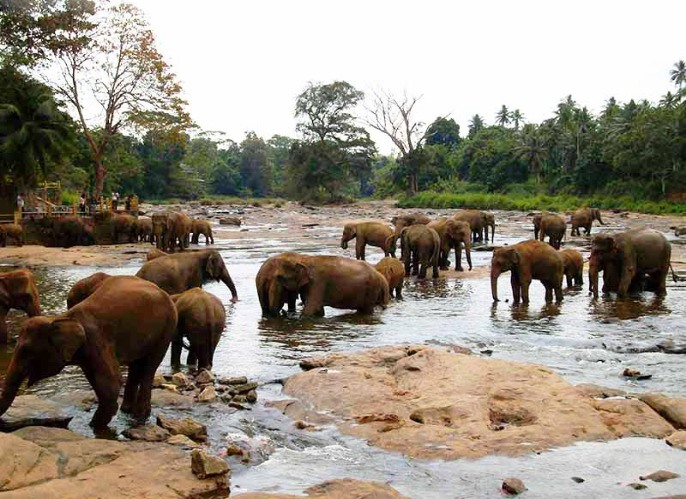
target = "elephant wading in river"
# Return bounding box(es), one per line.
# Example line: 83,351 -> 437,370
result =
589,228 -> 672,299
341,221 -> 395,260
112,214 -> 138,243
67,272 -> 111,309
428,218 -> 472,271
375,257 -> 404,298
170,288 -> 225,370
491,240 -> 564,304
534,213 -> 566,249
191,219 -> 214,245
136,249 -> 238,301
0,276 -> 177,428
0,224 -> 23,247
152,212 -> 192,252
256,252 -> 311,317
400,225 -> 441,279
135,217 -> 152,243
0,269 -> 41,344
481,212 -> 496,242
560,249 -> 584,287
452,210 -> 485,243
571,208 -> 604,236
39,215 -> 94,247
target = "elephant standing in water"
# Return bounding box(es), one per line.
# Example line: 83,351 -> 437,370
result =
452,210 -> 485,243
560,249 -> 584,287
67,272 -> 111,309
191,219 -> 214,245
480,212 -> 496,243
256,252 -> 311,317
589,228 -> 672,299
152,212 -> 192,252
170,288 -> 225,370
136,249 -> 238,301
491,240 -> 564,304
571,208 -> 604,236
0,269 -> 41,344
0,276 -> 177,428
111,214 -> 138,243
533,213 -> 566,249
135,217 -> 152,243
400,225 -> 441,279
375,257 -> 404,299
340,221 -> 395,260
427,218 -> 472,271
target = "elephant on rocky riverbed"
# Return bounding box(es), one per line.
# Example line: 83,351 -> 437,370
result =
38,215 -> 94,247
0,276 -> 177,428
191,219 -> 214,245
112,214 -> 138,243
152,212 -> 192,252
491,240 -> 564,304
0,224 -> 23,247
375,257 -> 404,298
589,228 -> 672,299
559,249 -> 584,287
136,249 -> 238,301
340,221 -> 395,260
428,218 -> 472,271
533,213 -> 566,249
135,217 -> 152,243
481,212 -> 496,242
452,210 -> 485,243
256,252 -> 311,317
0,269 -> 41,344
400,225 -> 441,279
570,208 -> 604,236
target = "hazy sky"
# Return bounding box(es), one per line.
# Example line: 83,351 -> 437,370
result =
132,0 -> 684,153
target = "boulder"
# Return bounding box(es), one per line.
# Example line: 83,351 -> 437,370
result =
666,431 -> 686,450
197,386 -> 217,403
196,369 -> 215,385
230,382 -> 259,395
171,372 -> 193,389
167,434 -> 202,449
190,449 -> 230,478
640,470 -> 680,482
219,217 -> 242,226
122,425 -> 170,442
151,389 -> 195,409
0,395 -> 72,432
639,393 -> 686,429
218,376 -> 247,385
157,414 -> 208,442
502,478 -> 526,495
233,478 -> 407,498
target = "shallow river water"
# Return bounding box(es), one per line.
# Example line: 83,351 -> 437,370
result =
2,218 -> 686,498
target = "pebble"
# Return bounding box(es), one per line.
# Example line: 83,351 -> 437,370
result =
628,483 -> 647,490
171,372 -> 192,388
157,414 -> 208,442
218,376 -> 247,385
190,449 -> 230,479
639,470 -> 680,482
122,424 -> 170,442
167,434 -> 202,449
571,477 -> 585,483
246,390 -> 258,403
195,369 -> 215,385
197,385 -> 217,403
501,478 -> 526,495
230,382 -> 258,395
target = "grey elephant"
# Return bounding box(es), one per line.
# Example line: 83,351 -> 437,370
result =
570,208 -> 604,236
400,225 -> 441,279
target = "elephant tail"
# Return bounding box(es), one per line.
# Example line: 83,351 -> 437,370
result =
669,263 -> 680,282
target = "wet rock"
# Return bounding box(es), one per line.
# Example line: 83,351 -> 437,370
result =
50,389 -> 97,410
628,482 -> 648,490
229,401 -> 247,410
571,476 -> 585,483
300,357 -> 329,370
246,390 -> 258,403
151,389 -> 195,408
294,420 -> 317,431
225,433 -> 275,465
623,368 -> 641,377
157,414 -> 208,442
196,369 -> 215,385
171,372 -> 193,388
673,226 -> 686,236
356,413 -> 400,424
197,385 -> 217,403
592,398 -> 675,438
166,434 -> 202,449
473,245 -> 495,252
218,376 -> 247,385
230,382 -> 259,395
225,444 -> 250,462
160,383 -> 180,393
639,393 -> 686,429
122,424 -> 170,442
640,470 -> 680,482
152,373 -> 166,388
502,478 -> 526,494
666,431 -> 686,450
219,217 -> 242,226
191,449 -> 230,479
0,395 -> 72,431
575,384 -> 627,399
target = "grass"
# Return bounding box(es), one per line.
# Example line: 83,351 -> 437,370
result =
397,191 -> 686,215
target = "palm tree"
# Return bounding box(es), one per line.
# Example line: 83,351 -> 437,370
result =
495,105 -> 510,127
515,124 -> 548,183
670,60 -> 686,90
660,91 -> 679,108
468,114 -> 485,138
510,109 -> 525,131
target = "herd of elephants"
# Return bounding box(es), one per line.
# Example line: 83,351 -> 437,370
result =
0,206 -> 676,432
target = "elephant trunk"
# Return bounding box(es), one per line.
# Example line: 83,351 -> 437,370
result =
490,268 -> 500,301
0,358 -> 26,416
267,280 -> 284,317
340,238 -> 348,250
220,268 -> 238,302
384,234 -> 397,256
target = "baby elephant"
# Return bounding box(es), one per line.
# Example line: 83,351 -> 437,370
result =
560,249 -> 584,287
375,257 -> 405,299
170,288 -> 226,371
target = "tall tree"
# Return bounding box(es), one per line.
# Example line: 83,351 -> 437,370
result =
424,117 -> 460,147
495,105 -> 510,127
239,131 -> 271,196
468,114 -> 485,138
510,109 -> 525,130
670,60 -> 686,92
515,124 -> 547,183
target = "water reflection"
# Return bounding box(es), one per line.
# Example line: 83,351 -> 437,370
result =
589,294 -> 670,321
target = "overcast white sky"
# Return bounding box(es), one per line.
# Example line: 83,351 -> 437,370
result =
131,0 -> 684,153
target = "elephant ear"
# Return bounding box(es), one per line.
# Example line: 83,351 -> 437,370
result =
205,252 -> 225,280
47,318 -> 86,363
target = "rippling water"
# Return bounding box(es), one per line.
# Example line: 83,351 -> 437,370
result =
1,221 -> 685,498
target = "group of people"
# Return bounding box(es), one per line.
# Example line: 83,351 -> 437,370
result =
78,191 -> 136,215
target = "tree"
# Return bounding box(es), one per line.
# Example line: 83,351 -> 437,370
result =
515,124 -> 547,183
239,131 -> 271,196
510,109 -> 525,131
670,60 -> 686,92
424,117 -> 460,148
36,2 -> 192,198
495,105 -> 510,127
468,114 -> 485,138
0,64 -> 75,190
365,91 -> 426,193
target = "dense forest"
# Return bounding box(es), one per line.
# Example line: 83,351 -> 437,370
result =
1,1 -> 685,210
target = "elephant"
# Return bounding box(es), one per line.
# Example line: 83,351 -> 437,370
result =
136,249 -> 238,302
147,248 -> 168,261
589,228 -> 671,299
490,239 -> 564,304
375,257 -> 404,298
111,214 -> 138,243
388,213 -> 431,254
560,249 -> 584,287
136,217 -> 152,243
170,288 -> 226,370
571,208 -> 604,236
0,276 -> 177,428
340,221 -> 395,260
0,269 -> 41,344
191,219 -> 214,245
534,213 -> 566,249
0,224 -> 23,247
67,272 -> 111,309
427,218 -> 472,271
452,210 -> 485,243
37,215 -> 94,247
481,212 -> 496,242
256,252 -> 312,317
152,212 -> 192,252
400,225 -> 441,279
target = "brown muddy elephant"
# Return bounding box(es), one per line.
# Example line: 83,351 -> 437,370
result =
491,240 -> 564,304
112,213 -> 138,243
152,212 -> 192,252
428,218 -> 472,272
341,221 -> 395,260
0,224 -> 23,247
67,272 -> 111,309
560,249 -> 584,287
170,288 -> 225,370
0,269 -> 41,344
388,213 -> 431,254
0,276 -> 177,428
256,252 -> 311,317
136,249 -> 238,302
191,219 -> 214,245
38,215 -> 94,247
136,217 -> 152,243
452,210 -> 484,243
534,213 -> 566,249
147,248 -> 168,261
571,208 -> 604,236
589,228 -> 671,299
375,257 -> 404,298
481,212 -> 496,242
400,225 -> 441,279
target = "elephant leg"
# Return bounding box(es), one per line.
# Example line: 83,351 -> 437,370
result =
543,282 -> 553,302
418,258 -> 426,279
209,234 -> 214,245
554,281 -> 563,302
302,284 -> 325,316
455,245 -> 463,272
121,360 -> 144,413
404,256 -> 411,277
131,358 -> 158,420
395,284 -> 403,299
171,334 -> 183,369
432,260 -> 439,279
355,239 -> 364,260
191,233 -> 198,244
81,361 -> 121,428
187,345 -> 198,368
618,266 -> 635,298
287,292 -> 297,313
520,279 -> 531,303
565,272 -> 572,288
0,310 -> 7,344
510,273 -> 521,304
412,251 -> 419,276
197,343 -> 211,371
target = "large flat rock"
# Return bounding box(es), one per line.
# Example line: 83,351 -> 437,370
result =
235,478 -> 407,498
0,395 -> 72,431
280,345 -> 678,460
0,426 -> 229,498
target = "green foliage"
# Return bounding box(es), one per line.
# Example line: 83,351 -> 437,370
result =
425,117 -> 460,147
